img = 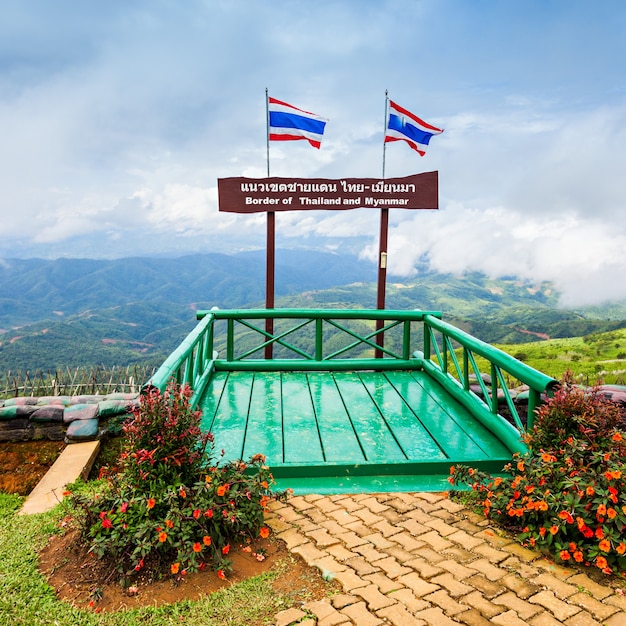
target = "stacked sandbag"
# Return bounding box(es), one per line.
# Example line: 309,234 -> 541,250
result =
0,393 -> 139,443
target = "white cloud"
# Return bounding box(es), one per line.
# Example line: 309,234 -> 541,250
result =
0,0 -> 625,305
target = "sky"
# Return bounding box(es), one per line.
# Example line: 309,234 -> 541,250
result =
1,0 -> 625,306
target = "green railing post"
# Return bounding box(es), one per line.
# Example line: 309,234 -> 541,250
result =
463,348 -> 469,391
402,320 -> 411,360
227,318 -> 234,361
315,317 -> 323,361
491,362 -> 498,414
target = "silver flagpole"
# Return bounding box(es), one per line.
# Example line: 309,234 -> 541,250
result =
382,89 -> 389,179
265,87 -> 270,177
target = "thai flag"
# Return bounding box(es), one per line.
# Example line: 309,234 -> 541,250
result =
385,100 -> 443,156
268,97 -> 328,149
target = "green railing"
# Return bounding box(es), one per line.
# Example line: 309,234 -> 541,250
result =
146,309 -> 558,444
421,314 -> 558,432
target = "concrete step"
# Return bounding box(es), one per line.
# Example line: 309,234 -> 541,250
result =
19,440 -> 101,515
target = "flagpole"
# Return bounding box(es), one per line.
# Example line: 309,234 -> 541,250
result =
375,91 -> 390,358
265,88 -> 275,358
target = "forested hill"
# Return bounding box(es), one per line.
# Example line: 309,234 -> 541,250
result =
0,250 -> 376,329
1,250 -> 626,372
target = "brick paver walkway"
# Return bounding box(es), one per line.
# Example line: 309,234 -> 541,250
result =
267,493 -> 626,626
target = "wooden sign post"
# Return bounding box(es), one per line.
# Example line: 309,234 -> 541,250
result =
218,171 -> 439,357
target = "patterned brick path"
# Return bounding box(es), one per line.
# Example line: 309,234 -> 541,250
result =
267,493 -> 626,626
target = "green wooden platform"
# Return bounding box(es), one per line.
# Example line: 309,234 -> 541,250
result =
148,309 -> 558,494
198,369 -> 513,493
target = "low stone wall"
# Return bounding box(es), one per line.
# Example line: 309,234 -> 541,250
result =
0,393 -> 139,444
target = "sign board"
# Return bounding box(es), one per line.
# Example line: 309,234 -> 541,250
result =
218,171 -> 438,213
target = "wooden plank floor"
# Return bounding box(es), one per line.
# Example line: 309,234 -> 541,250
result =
198,370 -> 514,493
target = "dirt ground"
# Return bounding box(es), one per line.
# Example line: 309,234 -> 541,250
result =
2,440 -> 339,613
0,440 -> 65,494
39,527 -> 336,613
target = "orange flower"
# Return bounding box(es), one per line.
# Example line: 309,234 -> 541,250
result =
158,531 -> 168,543
171,562 -> 180,574
558,511 -> 574,523
608,508 -> 617,519
549,525 -> 559,535
222,544 -> 230,555
261,480 -> 269,489
560,550 -> 570,561
517,461 -> 525,472
203,535 -> 212,546
599,539 -> 611,553
216,485 -> 227,497
617,543 -> 626,555
611,470 -> 622,480
539,527 -> 547,537
494,476 -> 503,487
193,542 -> 202,553
147,497 -> 156,510
595,527 -> 605,540
612,432 -> 623,442
449,466 -> 455,475
573,551 -> 584,562
165,519 -> 174,528
586,485 -> 595,496
259,527 -> 270,539
179,488 -> 187,498
217,569 -> 226,580
595,556 -> 608,570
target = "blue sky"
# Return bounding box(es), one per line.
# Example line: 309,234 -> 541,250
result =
0,0 -> 625,305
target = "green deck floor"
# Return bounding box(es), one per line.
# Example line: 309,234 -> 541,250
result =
198,370 -> 515,493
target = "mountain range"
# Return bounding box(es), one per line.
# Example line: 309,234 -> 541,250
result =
1,250 -> 625,372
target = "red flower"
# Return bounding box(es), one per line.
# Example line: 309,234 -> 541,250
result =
595,527 -> 604,540
222,544 -> 230,555
120,502 -> 129,513
217,569 -> 226,580
193,509 -> 201,519
205,509 -> 214,518
101,518 -> 112,529
147,497 -> 156,510
193,542 -> 202,553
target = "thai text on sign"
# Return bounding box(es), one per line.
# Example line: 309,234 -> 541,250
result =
218,172 -> 438,213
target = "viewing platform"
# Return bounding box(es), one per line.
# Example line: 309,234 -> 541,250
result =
147,309 -> 558,493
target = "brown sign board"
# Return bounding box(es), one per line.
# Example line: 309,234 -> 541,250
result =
218,171 -> 438,213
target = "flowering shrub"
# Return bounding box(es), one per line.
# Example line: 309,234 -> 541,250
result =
69,383 -> 281,584
449,376 -> 626,576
